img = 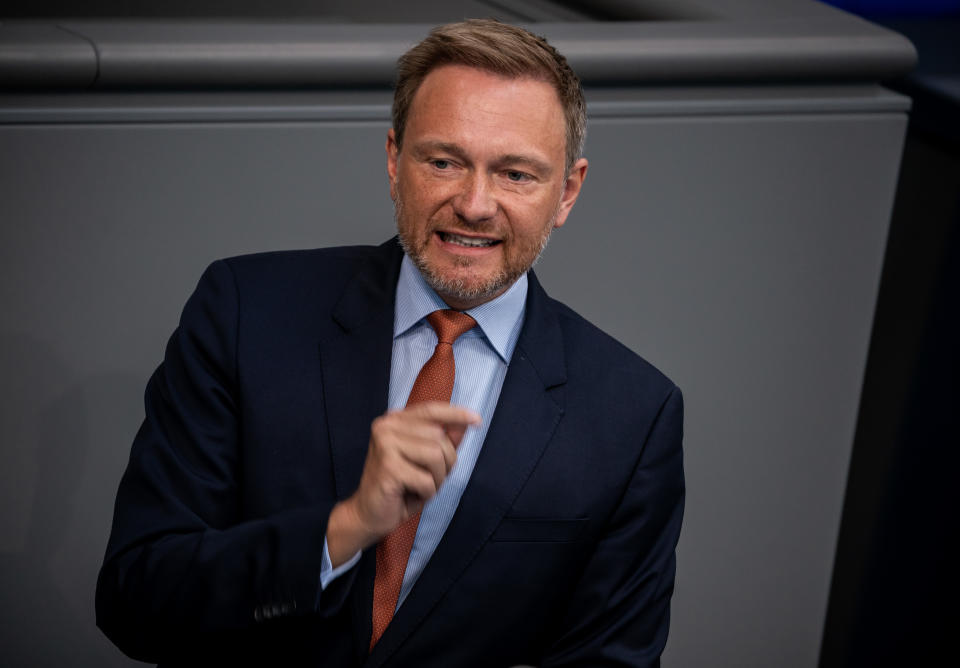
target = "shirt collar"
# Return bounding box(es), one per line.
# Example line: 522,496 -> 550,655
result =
394,253 -> 527,364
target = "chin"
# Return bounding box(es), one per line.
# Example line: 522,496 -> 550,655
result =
423,263 -> 510,307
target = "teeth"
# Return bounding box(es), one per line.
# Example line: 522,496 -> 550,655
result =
442,232 -> 497,247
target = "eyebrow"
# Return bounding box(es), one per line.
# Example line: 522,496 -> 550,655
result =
412,141 -> 554,177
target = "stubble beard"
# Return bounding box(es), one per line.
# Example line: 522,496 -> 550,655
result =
394,183 -> 557,306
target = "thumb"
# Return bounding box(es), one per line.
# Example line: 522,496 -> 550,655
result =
445,424 -> 469,448
445,423 -> 469,448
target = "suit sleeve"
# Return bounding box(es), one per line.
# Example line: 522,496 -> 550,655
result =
95,260 -> 357,662
542,386 -> 685,667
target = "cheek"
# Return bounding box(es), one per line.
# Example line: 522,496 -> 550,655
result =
506,201 -> 559,237
399,178 -> 451,215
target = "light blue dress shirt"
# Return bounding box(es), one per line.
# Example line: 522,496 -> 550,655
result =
320,254 -> 527,611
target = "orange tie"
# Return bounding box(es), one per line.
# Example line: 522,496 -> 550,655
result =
370,309 -> 477,649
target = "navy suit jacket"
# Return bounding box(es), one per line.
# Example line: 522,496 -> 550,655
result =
96,238 -> 684,667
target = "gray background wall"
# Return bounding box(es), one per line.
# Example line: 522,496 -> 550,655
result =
0,2 -> 918,666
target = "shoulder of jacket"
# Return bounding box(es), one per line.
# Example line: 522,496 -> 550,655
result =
547,295 -> 678,394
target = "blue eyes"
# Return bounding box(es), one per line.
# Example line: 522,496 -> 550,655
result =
430,160 -> 531,183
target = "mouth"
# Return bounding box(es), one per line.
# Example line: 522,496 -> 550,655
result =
437,231 -> 502,248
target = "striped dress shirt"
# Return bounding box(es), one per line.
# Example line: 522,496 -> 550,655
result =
320,253 -> 527,611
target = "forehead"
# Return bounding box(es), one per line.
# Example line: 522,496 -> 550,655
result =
404,64 -> 566,163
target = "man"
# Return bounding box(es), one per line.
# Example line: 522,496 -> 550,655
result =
97,19 -> 684,668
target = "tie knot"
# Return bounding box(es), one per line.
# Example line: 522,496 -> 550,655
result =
426,309 -> 476,344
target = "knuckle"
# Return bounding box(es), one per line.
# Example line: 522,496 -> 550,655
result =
371,414 -> 402,444
420,472 -> 438,494
371,415 -> 388,435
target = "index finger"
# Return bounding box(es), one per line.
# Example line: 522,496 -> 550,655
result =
404,401 -> 481,427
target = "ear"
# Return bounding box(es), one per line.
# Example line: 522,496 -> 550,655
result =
386,129 -> 399,201
552,157 -> 589,229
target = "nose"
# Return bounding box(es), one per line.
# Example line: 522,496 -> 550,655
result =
452,172 -> 498,223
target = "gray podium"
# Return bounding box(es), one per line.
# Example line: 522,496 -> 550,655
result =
0,1 -> 915,667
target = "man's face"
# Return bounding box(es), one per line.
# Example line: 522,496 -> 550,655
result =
387,64 -> 588,310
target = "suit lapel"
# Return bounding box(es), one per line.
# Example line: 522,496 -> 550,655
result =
317,239 -> 403,660
366,271 -> 567,667
319,240 -> 403,500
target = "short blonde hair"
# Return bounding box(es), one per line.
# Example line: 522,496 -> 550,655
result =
393,19 -> 586,172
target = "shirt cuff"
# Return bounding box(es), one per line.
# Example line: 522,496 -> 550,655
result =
320,537 -> 362,590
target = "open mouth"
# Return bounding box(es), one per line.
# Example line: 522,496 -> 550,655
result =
438,231 -> 501,248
